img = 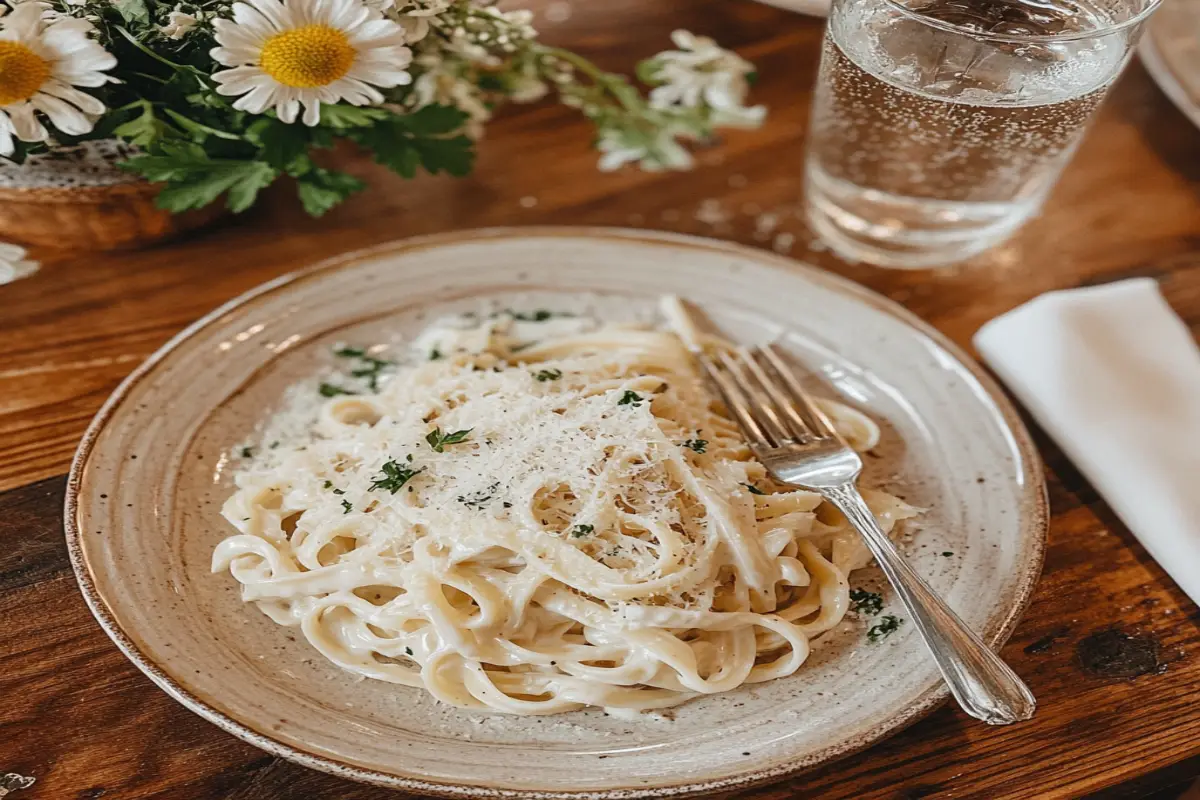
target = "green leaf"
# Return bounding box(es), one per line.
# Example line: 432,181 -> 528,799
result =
319,104 -> 391,129
396,104 -> 469,136
319,382 -> 356,397
249,118 -> 312,171
411,135 -> 475,177
125,142 -> 277,213
425,427 -> 473,453
296,168 -> 365,217
113,102 -> 174,148
112,0 -> 150,26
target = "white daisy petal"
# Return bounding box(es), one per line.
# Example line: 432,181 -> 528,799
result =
8,104 -> 47,143
0,118 -> 15,157
301,100 -> 321,126
31,93 -> 92,134
39,80 -> 105,115
277,97 -> 300,124
233,82 -> 278,113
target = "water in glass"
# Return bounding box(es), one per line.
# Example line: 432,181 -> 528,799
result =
805,0 -> 1140,268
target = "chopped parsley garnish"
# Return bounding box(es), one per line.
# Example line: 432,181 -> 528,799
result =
319,382 -> 356,398
741,483 -> 765,495
617,390 -> 643,407
458,482 -> 500,510
351,356 -> 395,392
941,551 -> 954,557
682,438 -> 708,454
426,427 -> 473,453
369,459 -> 423,494
333,346 -> 366,358
571,524 -> 594,538
240,446 -> 254,459
404,646 -> 413,656
323,480 -> 333,489
269,441 -> 279,450
850,588 -> 884,616
868,614 -> 902,642
341,499 -> 354,514
534,368 -> 563,382
429,348 -> 443,361
506,309 -> 573,322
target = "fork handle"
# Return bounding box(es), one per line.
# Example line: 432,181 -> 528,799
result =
823,483 -> 1036,725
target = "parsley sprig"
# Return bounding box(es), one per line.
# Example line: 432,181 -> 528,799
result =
681,438 -> 708,454
868,614 -> 903,642
319,382 -> 356,398
534,368 -> 563,382
849,588 -> 884,616
425,427 -> 473,453
369,458 -> 424,494
570,524 -> 594,538
617,391 -> 644,407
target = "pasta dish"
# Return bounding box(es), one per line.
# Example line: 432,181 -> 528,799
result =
213,298 -> 916,715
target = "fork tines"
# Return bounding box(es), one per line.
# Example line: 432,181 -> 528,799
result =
698,344 -> 838,448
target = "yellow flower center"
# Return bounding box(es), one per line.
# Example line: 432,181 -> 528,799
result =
259,24 -> 356,89
0,41 -> 51,106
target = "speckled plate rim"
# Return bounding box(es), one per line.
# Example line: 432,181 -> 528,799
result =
65,226 -> 1048,800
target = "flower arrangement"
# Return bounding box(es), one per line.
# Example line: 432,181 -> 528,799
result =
0,0 -> 764,217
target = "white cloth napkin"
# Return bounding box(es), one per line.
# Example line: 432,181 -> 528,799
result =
974,278 -> 1200,605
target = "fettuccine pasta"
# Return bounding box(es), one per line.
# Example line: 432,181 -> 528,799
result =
213,299 -> 916,715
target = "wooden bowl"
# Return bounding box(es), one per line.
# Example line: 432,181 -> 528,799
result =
0,181 -> 226,250
0,140 -> 225,250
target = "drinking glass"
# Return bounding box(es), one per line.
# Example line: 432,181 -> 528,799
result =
803,0 -> 1162,269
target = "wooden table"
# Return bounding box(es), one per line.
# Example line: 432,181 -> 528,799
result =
3,1 -> 1200,798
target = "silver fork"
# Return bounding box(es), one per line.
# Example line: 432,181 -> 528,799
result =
698,343 -> 1036,725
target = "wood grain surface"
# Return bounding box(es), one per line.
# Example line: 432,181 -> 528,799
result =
2,1 -> 1200,798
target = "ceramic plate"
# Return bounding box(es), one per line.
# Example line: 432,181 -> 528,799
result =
1141,2 -> 1200,131
66,228 -> 1046,798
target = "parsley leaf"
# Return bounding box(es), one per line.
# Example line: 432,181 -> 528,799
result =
369,459 -> 423,494
124,142 -> 277,213
319,382 -> 356,397
681,438 -> 708,454
351,106 -> 475,179
534,368 -> 563,382
507,309 -> 573,322
319,104 -> 392,129
741,483 -> 765,495
341,499 -> 354,514
868,614 -> 902,642
334,346 -> 366,358
849,588 -> 883,616
112,101 -> 172,148
429,348 -> 443,361
426,427 -> 473,453
570,524 -> 594,538
296,167 -> 366,217
240,446 -> 254,459
248,118 -> 311,171
112,0 -> 150,26
350,355 -> 395,392
617,391 -> 643,407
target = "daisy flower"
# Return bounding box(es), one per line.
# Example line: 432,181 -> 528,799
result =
648,30 -> 765,127
0,2 -> 116,157
210,0 -> 413,127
